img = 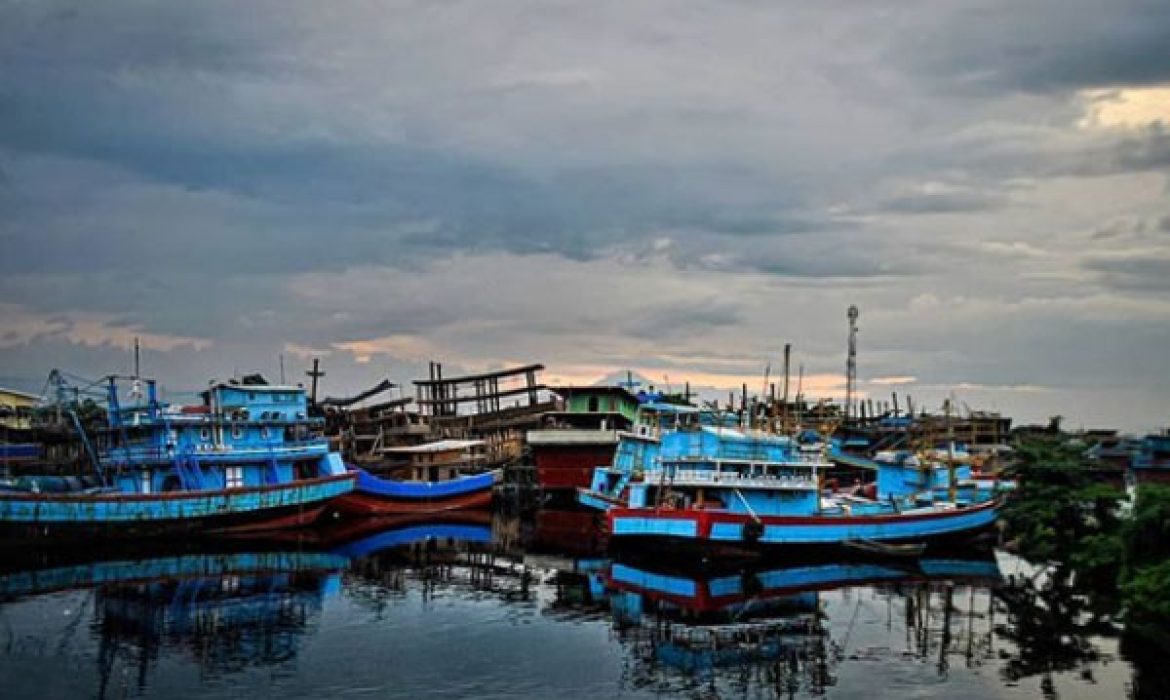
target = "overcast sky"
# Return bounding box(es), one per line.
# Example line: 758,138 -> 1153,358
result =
2,1 -> 1168,430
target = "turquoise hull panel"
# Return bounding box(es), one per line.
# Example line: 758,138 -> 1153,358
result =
610,500 -> 1001,547
0,474 -> 354,526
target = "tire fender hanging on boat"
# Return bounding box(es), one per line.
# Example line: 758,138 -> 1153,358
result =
743,519 -> 764,543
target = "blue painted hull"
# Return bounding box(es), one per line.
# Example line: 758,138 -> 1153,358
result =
607,498 -> 1002,551
0,473 -> 355,544
333,469 -> 495,515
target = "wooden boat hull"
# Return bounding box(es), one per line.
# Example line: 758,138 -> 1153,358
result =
0,473 -> 355,545
332,489 -> 493,516
606,497 -> 1003,552
331,469 -> 495,517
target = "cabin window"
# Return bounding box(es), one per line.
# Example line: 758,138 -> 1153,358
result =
232,425 -> 244,440
248,392 -> 256,400
226,466 -> 244,489
140,471 -> 152,494
200,427 -> 210,441
588,396 -> 599,412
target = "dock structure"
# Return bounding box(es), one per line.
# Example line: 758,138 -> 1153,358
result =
324,362 -> 555,472
414,362 -> 546,418
410,363 -> 555,468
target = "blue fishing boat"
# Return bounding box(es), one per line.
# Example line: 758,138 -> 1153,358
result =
331,439 -> 498,516
0,376 -> 355,543
580,422 -> 1006,553
332,465 -> 497,517
1131,430 -> 1170,484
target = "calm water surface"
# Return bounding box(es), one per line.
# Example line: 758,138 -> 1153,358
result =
0,511 -> 1161,699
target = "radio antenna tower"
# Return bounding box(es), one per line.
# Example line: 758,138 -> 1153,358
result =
845,305 -> 859,421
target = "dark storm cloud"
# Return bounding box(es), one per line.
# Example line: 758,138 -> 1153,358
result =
2,0 -> 1163,286
1082,253 -> 1170,293
0,0 -> 819,279
1090,212 -> 1170,241
875,189 -> 1008,215
620,302 -> 745,341
1074,125 -> 1170,176
898,0 -> 1170,93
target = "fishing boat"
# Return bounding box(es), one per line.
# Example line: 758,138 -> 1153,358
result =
581,421 -> 1006,554
1131,430 -> 1170,485
330,439 -> 497,516
0,376 -> 355,543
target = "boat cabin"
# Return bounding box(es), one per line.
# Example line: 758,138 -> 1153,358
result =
382,439 -> 486,482
605,426 -> 826,517
97,378 -> 341,494
0,387 -> 40,432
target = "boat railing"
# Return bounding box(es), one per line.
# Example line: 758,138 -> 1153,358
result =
99,439 -> 329,465
648,469 -> 818,490
663,456 -> 829,471
666,446 -> 828,465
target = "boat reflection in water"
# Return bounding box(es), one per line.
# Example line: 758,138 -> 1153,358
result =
10,514 -> 1109,700
328,511 -> 537,608
0,513 -> 506,699
550,551 -> 1004,696
0,544 -> 347,698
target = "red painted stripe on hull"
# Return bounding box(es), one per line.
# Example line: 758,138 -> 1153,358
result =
332,489 -> 493,516
210,505 -> 327,534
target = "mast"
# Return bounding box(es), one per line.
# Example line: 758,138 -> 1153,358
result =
781,343 -> 791,433
945,398 -> 957,503
795,364 -> 805,428
306,358 -> 325,408
845,305 -> 859,423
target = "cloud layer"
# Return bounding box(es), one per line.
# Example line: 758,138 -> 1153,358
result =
2,1 -> 1169,430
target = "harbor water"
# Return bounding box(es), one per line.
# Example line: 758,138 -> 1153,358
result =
0,512 -> 1161,700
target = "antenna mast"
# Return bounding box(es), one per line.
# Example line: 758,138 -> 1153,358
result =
131,336 -> 143,401
845,305 -> 859,422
